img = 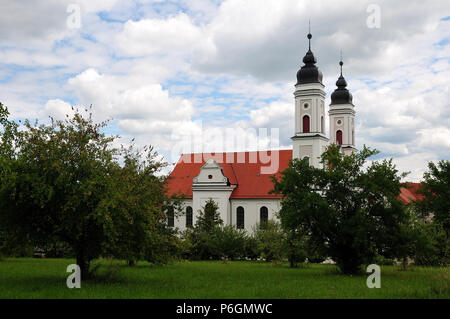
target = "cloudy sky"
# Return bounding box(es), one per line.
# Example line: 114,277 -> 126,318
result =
0,0 -> 449,181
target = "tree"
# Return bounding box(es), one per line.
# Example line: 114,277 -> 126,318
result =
283,228 -> 307,268
0,108 -> 117,278
415,160 -> 450,231
187,199 -> 223,260
195,199 -> 223,232
213,225 -> 248,261
253,220 -> 285,263
272,145 -> 410,274
0,102 -> 30,259
0,107 -> 171,278
412,220 -> 449,266
100,144 -> 178,266
413,160 -> 450,266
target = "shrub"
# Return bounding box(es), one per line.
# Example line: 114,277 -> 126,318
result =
212,225 -> 248,260
253,221 -> 285,262
413,221 -> 449,266
284,230 -> 307,267
244,235 -> 260,260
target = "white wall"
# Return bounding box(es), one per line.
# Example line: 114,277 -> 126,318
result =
230,198 -> 281,233
173,198 -> 281,234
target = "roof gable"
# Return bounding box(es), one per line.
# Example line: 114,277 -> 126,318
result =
166,150 -> 292,199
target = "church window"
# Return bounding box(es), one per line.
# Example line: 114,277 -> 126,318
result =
186,206 -> 193,228
167,207 -> 174,227
336,130 -> 343,145
302,115 -> 310,133
236,206 -> 244,229
260,206 -> 268,227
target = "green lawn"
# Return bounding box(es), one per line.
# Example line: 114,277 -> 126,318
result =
0,258 -> 448,298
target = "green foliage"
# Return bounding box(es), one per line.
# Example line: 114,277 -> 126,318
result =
413,160 -> 449,266
99,144 -> 178,265
186,199 -> 223,260
0,106 -> 174,278
416,160 -> 450,229
185,199 -> 256,261
272,145 -> 411,274
243,235 -> 259,260
253,220 -> 285,263
212,225 -> 248,260
284,229 -> 308,267
0,229 -> 34,258
195,199 -> 223,232
413,221 -> 449,266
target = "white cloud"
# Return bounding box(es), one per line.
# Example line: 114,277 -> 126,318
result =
116,12 -> 213,57
1,0 -> 449,181
43,99 -> 75,121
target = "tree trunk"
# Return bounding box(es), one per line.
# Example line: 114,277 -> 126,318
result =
290,254 -> 295,268
402,257 -> 407,271
76,251 -> 91,280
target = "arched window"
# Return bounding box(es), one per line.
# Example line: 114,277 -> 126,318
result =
321,116 -> 324,133
186,206 -> 193,228
260,206 -> 268,227
167,207 -> 174,227
236,206 -> 244,229
303,115 -> 310,133
336,130 -> 343,145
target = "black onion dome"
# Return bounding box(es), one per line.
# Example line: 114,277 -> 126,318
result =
296,33 -> 323,85
330,61 -> 353,105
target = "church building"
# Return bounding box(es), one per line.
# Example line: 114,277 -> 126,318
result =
166,32 -> 417,233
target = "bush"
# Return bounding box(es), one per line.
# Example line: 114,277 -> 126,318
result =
305,241 -> 327,264
284,230 -> 307,267
373,255 -> 396,266
244,235 -> 260,260
413,221 -> 449,266
185,199 -> 223,260
39,240 -> 75,258
0,230 -> 34,258
212,225 -> 248,260
253,221 -> 285,262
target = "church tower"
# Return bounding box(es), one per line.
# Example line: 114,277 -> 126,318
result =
292,32 -> 329,168
329,59 -> 356,155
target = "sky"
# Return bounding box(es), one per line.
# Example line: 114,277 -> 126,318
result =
0,0 -> 449,181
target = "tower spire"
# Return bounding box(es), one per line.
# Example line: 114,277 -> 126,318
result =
296,22 -> 322,85
308,20 -> 311,50
331,54 -> 352,105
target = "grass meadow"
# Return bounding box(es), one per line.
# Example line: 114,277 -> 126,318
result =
0,258 -> 449,299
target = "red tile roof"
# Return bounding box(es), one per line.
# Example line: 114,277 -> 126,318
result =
166,150 -> 293,199
399,182 -> 424,204
166,150 -> 423,203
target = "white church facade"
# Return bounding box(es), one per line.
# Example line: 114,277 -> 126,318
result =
166,32 -> 357,233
